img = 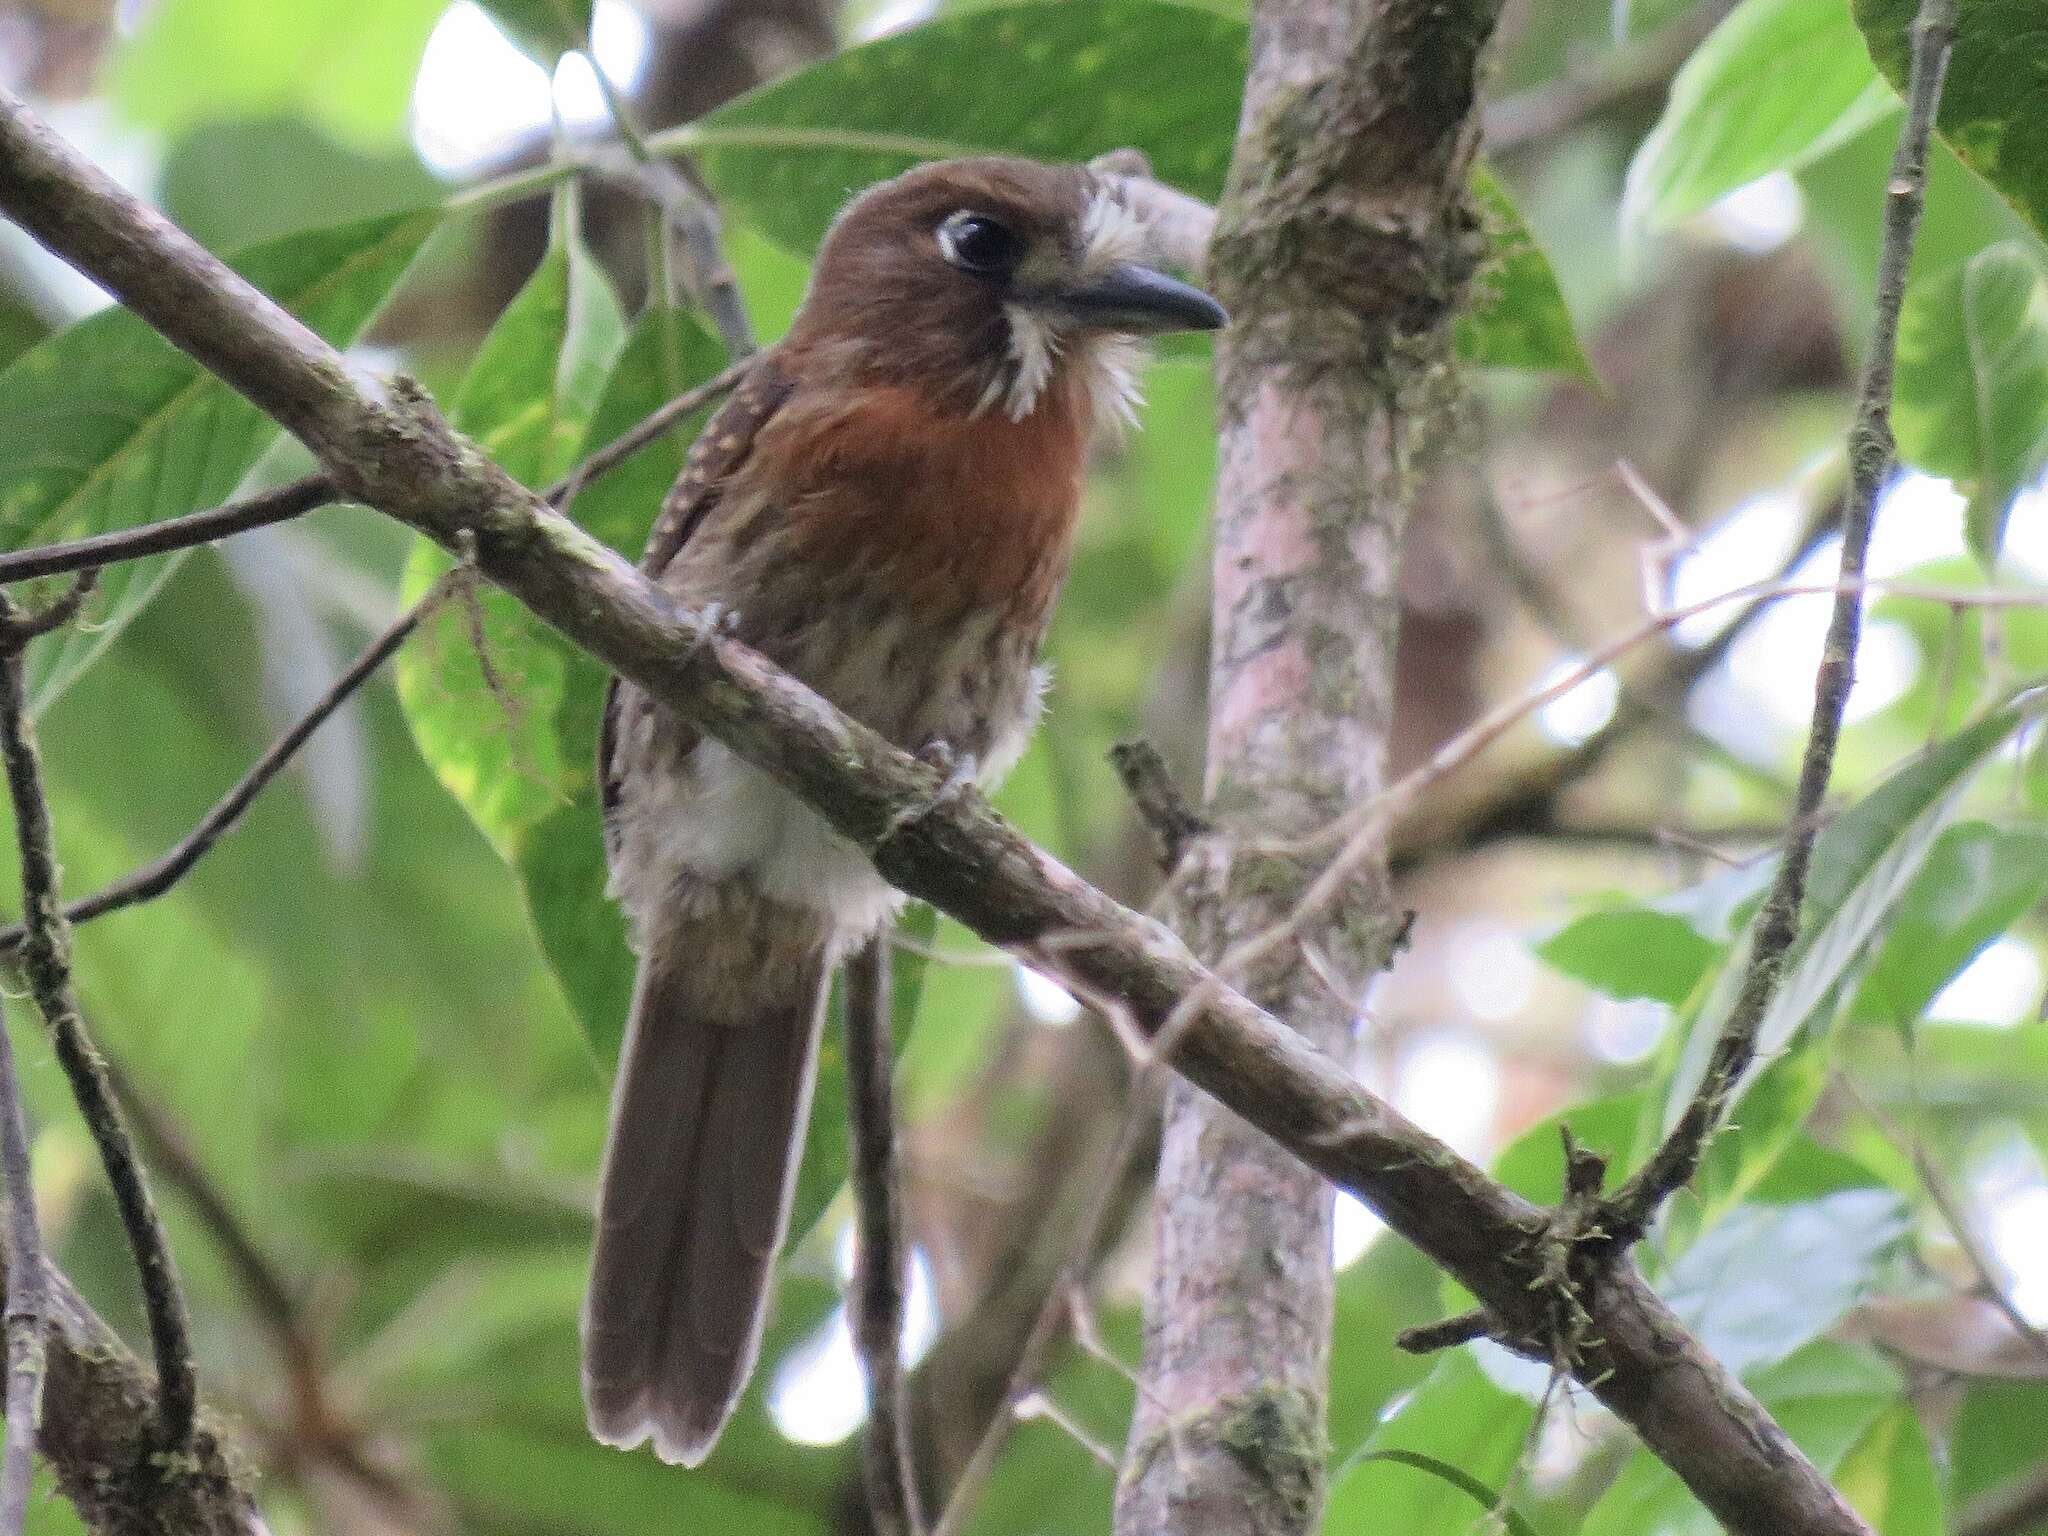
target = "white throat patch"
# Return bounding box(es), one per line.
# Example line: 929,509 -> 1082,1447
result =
974,183 -> 1151,429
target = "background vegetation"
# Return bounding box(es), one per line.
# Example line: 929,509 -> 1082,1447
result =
1,0 -> 2046,1531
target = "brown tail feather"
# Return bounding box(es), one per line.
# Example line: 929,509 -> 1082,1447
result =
581,921 -> 830,1466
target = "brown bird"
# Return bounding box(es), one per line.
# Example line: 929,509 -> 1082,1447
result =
585,156 -> 1224,1465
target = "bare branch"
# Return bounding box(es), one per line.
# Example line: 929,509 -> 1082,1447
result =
1606,0 -> 1960,1238
0,86 -> 1878,1535
0,358 -> 742,590
1108,738 -> 1210,870
0,994 -> 45,1536
0,594 -> 197,1451
845,938 -> 926,1536
0,474 -> 335,586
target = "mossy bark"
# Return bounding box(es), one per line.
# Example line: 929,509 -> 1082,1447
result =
1115,2 -> 1502,1533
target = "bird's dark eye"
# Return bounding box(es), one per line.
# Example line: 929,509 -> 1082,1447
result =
937,211 -> 1024,276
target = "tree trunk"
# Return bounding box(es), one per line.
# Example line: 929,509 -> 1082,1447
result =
1116,2 -> 1504,1531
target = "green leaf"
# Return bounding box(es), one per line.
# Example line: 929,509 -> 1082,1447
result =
1894,243 -> 2048,565
682,1 -> 1588,375
1584,1341 -> 1906,1535
1854,0 -> 2048,243
1835,1400 -> 1944,1536
1324,1354 -> 1537,1535
158,117 -> 441,253
108,0 -> 447,150
1537,902 -> 1720,1005
395,205 -> 629,872
1333,1451 -> 1538,1536
1622,0 -> 1899,243
398,270 -> 711,1055
1460,166 -> 1599,380
1663,700 -> 2040,1132
480,0 -> 597,64
1661,1190 -> 1910,1378
1851,821 -> 2048,1025
0,209 -> 437,708
683,1 -> 1246,252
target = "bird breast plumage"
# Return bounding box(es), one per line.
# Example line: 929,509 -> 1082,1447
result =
606,380 -> 1086,954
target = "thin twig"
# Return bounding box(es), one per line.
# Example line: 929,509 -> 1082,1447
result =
1839,1073 -> 2048,1371
1960,1462 -> 2048,1536
1107,738 -> 1210,870
548,361 -> 746,509
597,153 -> 757,361
845,939 -> 926,1536
0,474 -> 336,586
0,573 -> 463,955
0,993 -> 45,1536
0,596 -> 196,1448
1605,0 -> 1960,1237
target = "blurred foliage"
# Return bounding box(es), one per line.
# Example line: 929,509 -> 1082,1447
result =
1894,241 -> 2048,564
1622,0 -> 1898,244
0,0 -> 2044,1532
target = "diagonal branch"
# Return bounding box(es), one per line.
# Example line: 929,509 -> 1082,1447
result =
0,591 -> 197,1452
0,85 -> 1874,1536
1606,0 -> 1960,1238
0,363 -> 745,587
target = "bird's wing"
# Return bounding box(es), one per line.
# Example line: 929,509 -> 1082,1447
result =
600,356 -> 797,840
640,357 -> 796,580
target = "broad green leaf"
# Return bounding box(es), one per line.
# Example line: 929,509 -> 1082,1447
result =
1854,0 -> 2048,243
1950,1382 -> 2048,1509
1835,1400 -> 1943,1536
680,1 -> 1246,251
677,1 -> 1589,375
1332,1451 -> 1537,1536
1660,1189 -> 1909,1378
396,203 -> 628,870
109,0 -> 447,150
1460,166 -> 1598,380
1851,821 -> 2048,1025
1327,1234 -> 1453,1454
1663,699 -> 2040,1132
159,116 -> 440,254
1323,1353 -> 1536,1535
427,1424 -> 832,1535
1800,114 -> 2037,347
1583,1342 -> 1905,1535
480,0 -> 597,64
1622,0 -> 1900,243
1894,244 -> 2048,564
0,209 -> 437,708
1537,902 -> 1720,1005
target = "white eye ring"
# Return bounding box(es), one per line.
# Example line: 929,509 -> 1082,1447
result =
937,211 -> 1023,275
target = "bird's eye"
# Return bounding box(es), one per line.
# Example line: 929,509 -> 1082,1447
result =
937,212 -> 1024,276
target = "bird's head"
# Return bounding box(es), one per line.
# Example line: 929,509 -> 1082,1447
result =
787,157 -> 1225,427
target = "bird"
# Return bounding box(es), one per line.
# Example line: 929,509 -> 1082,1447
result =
584,155 -> 1225,1466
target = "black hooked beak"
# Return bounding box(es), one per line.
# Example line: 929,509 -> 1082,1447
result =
1049,263 -> 1227,335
